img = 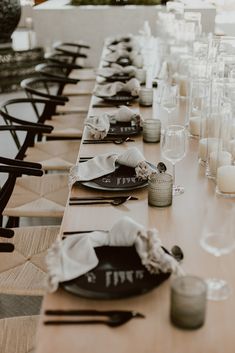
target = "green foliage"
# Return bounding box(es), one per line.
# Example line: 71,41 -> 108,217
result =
71,0 -> 162,5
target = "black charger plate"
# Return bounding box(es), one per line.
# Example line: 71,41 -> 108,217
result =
79,163 -> 154,191
60,246 -> 171,299
108,122 -> 141,137
95,92 -> 138,105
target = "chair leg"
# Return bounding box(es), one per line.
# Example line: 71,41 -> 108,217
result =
6,217 -> 19,228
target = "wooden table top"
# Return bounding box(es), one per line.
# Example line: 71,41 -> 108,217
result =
35,41 -> 235,353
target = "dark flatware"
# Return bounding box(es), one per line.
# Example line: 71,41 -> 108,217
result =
44,310 -> 145,327
69,196 -> 132,206
92,102 -> 132,108
69,196 -> 138,201
0,243 -> 15,252
83,137 -> 135,145
63,230 -> 105,236
79,157 -> 93,163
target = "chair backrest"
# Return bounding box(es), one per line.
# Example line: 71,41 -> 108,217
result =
0,98 -> 55,145
45,52 -> 84,68
21,76 -> 72,100
35,63 -> 80,81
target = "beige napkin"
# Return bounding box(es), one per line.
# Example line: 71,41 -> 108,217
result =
69,147 -> 153,185
94,78 -> 140,98
97,63 -> 137,78
85,106 -> 141,140
104,50 -> 143,68
46,216 -> 183,292
108,40 -> 141,53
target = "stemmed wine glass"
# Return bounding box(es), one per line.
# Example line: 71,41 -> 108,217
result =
161,83 -> 179,126
161,125 -> 187,195
200,203 -> 235,301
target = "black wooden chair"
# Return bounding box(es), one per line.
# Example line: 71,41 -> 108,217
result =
0,125 -> 69,227
0,98 -> 81,169
21,76 -> 90,115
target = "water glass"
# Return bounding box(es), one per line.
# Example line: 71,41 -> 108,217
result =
148,172 -> 173,207
143,119 -> 161,143
170,275 -> 207,329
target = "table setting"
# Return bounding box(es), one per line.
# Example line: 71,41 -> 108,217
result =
35,9 -> 235,353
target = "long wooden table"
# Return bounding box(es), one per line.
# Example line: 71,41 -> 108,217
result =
35,40 -> 235,353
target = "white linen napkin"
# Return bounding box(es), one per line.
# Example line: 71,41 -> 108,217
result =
85,106 -> 141,140
46,216 -> 183,292
94,78 -> 140,98
104,51 -> 143,69
69,147 -> 153,185
108,40 -> 141,53
97,63 -> 137,78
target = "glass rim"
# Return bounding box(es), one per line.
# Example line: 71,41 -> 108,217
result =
171,275 -> 207,297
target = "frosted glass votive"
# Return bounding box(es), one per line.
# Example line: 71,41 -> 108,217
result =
216,165 -> 235,196
170,276 -> 207,330
139,88 -> 153,106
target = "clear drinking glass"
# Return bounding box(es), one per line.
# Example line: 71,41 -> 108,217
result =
200,203 -> 235,300
161,125 -> 187,195
161,83 -> 179,126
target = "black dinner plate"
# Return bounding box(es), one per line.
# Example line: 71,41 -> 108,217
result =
102,73 -> 133,83
107,121 -> 142,137
60,246 -> 171,299
95,92 -> 138,105
79,163 -> 154,191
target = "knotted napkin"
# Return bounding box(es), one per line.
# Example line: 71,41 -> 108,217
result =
108,40 -> 141,53
85,106 -> 141,140
94,78 -> 140,98
69,147 -> 153,185
97,63 -> 137,79
104,50 -> 143,68
46,216 -> 183,292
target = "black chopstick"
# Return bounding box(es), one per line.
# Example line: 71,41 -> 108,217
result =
63,230 -> 105,235
45,309 -> 122,316
69,196 -> 138,201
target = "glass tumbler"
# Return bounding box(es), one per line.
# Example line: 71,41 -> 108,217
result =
143,119 -> 161,143
148,172 -> 173,207
170,275 -> 207,329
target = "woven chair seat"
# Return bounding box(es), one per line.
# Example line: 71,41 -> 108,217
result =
0,226 -> 59,295
56,95 -> 90,114
63,80 -> 95,96
44,113 -> 85,139
69,68 -> 96,81
3,174 -> 68,219
0,315 -> 39,353
25,140 -> 80,171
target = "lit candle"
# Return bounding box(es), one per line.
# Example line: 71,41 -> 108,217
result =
198,138 -> 221,163
217,165 -> 235,194
189,116 -> 206,137
208,151 -> 232,177
189,116 -> 201,136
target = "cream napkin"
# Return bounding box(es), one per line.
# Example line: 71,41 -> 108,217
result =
108,40 -> 141,53
69,147 -> 153,184
85,106 -> 141,140
94,78 -> 140,98
97,63 -> 137,78
46,216 -> 183,292
104,50 -> 143,68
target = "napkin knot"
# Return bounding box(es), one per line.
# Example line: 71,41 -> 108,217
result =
46,217 -> 183,292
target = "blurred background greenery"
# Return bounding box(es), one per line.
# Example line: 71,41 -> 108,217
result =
71,0 -> 163,5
